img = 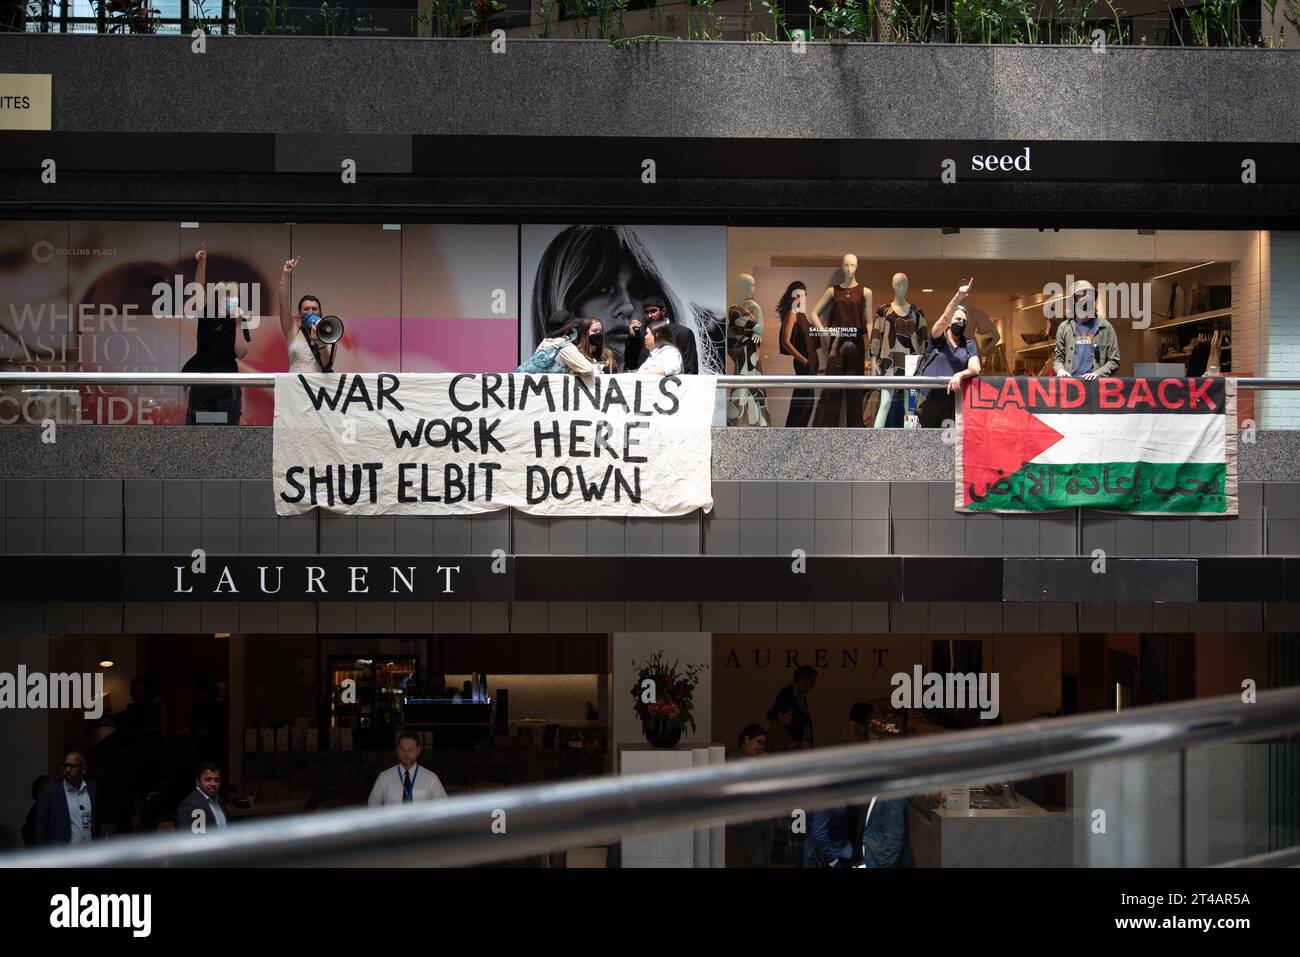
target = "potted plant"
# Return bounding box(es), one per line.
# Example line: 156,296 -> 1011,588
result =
630,651 -> 706,748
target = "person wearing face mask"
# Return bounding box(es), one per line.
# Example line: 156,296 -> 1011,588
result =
182,242 -> 250,425
277,255 -> 337,374
1053,279 -> 1121,380
918,278 -> 981,429
579,317 -> 616,374
520,313 -> 603,376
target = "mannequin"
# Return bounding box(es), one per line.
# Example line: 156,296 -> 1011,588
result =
870,272 -> 927,428
726,273 -> 767,426
1169,281 -> 1186,320
965,307 -> 1003,373
973,312 -> 1006,374
777,281 -> 818,428
810,254 -> 872,428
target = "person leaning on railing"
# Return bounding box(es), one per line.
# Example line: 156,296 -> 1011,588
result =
635,317 -> 685,377
918,278 -> 981,429
1053,279 -> 1120,380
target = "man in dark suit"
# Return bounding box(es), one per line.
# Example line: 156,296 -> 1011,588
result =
36,751 -> 100,846
175,762 -> 230,834
623,296 -> 699,374
770,665 -> 818,747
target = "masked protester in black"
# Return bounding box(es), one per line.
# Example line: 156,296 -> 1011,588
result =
183,243 -> 250,425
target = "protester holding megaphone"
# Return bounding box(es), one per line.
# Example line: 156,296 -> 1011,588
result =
278,255 -> 343,374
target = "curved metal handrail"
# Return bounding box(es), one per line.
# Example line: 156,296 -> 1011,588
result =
5,689 -> 1298,869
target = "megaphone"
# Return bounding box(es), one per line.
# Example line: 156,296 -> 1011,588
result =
314,314 -> 345,344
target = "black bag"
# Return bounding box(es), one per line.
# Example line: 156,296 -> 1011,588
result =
914,337 -> 943,378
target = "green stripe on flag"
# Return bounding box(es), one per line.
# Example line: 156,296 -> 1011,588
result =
964,461 -> 1229,514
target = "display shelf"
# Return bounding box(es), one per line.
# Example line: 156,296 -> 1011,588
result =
1146,308 -> 1231,332
1015,341 -> 1055,354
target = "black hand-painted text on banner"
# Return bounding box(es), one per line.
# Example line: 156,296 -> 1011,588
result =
273,373 -> 716,517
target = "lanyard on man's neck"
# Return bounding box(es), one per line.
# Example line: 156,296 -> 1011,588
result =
400,765 -> 418,799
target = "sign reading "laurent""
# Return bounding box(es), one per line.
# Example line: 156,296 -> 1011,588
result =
173,562 -> 463,596
118,557 -> 513,602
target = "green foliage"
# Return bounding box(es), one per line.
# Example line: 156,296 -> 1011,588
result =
96,0 -> 159,33
692,0 -> 724,39
758,0 -> 787,40
52,0 -> 1282,47
1206,0 -> 1245,45
315,0 -> 343,35
811,0 -> 869,40
885,0 -> 942,42
560,0 -> 594,38
254,0 -> 300,35
412,0 -> 471,38
188,0 -> 228,34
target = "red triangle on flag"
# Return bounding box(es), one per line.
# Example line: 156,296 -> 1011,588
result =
962,378 -> 1065,507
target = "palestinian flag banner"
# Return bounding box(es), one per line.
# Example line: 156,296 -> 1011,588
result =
956,376 -> 1236,515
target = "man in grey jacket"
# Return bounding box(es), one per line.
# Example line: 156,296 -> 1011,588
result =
1053,280 -> 1121,379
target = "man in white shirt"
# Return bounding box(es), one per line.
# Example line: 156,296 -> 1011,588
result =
368,731 -> 448,806
36,751 -> 100,845
175,762 -> 230,833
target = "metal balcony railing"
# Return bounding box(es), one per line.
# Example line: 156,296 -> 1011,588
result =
4,688 -> 1299,868
3,372 -> 1300,391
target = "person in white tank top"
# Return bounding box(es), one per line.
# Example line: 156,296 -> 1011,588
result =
286,332 -> 318,374
278,255 -> 334,373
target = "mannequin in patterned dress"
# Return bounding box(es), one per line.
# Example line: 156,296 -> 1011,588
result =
870,273 -> 927,428
726,273 -> 767,426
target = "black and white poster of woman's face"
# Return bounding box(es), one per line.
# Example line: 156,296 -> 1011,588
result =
520,224 -> 726,373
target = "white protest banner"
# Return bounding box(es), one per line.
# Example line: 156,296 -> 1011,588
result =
273,373 -> 716,517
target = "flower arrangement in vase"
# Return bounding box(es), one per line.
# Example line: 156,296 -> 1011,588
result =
630,650 -> 706,748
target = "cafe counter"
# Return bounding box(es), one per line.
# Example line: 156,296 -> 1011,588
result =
906,789 -> 1071,868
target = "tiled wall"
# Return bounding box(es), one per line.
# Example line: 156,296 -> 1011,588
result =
5,597 -> 1296,637
2,478 -> 1289,558
5,478 -> 1297,636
